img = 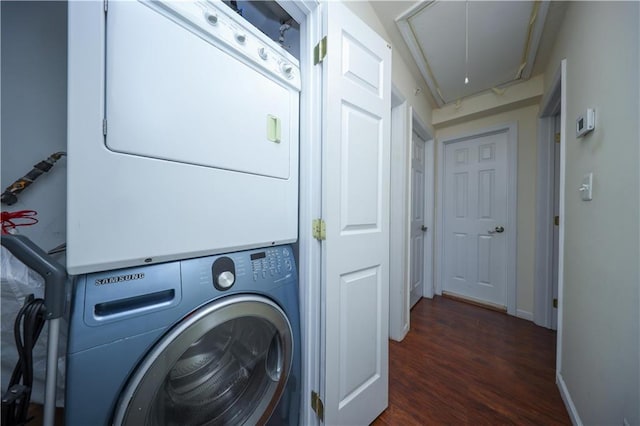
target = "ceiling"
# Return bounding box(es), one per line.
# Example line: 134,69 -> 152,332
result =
369,1 -> 567,108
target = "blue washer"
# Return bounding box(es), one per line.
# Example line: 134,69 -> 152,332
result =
65,245 -> 300,425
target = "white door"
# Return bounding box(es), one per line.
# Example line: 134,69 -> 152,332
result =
322,2 -> 391,425
442,130 -> 509,308
410,132 -> 426,307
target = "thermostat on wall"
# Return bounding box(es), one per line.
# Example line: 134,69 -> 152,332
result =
576,108 -> 595,138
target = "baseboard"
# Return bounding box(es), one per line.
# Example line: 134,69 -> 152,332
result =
441,291 -> 507,313
557,372 -> 583,426
516,309 -> 534,322
390,323 -> 409,342
401,324 -> 409,340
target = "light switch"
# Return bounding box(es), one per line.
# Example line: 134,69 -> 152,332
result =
579,173 -> 593,201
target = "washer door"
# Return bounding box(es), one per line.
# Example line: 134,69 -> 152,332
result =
112,295 -> 293,426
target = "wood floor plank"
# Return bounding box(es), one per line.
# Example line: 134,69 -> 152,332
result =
372,296 -> 570,425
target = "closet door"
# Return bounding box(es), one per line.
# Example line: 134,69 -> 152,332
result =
321,2 -> 392,424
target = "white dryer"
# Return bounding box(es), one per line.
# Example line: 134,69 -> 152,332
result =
67,0 -> 300,274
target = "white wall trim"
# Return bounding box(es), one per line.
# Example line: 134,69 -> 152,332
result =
506,124 -> 518,316
395,2 -> 444,107
389,90 -> 435,339
280,1 -> 321,424
516,309 -> 534,322
278,0 -> 318,23
423,137 -> 435,299
411,110 -> 434,300
412,110 -> 431,142
533,116 -> 555,328
534,64 -> 562,329
540,66 -> 562,117
522,1 -> 550,81
556,59 -> 567,376
389,98 -> 411,342
557,372 -> 583,426
435,123 -> 518,315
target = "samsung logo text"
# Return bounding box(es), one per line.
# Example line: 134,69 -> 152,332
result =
95,273 -> 145,286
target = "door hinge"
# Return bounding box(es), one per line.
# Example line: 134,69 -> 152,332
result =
554,215 -> 559,226
102,119 -> 108,136
312,219 -> 326,241
311,391 -> 324,422
555,132 -> 560,143
314,36 -> 327,65
553,298 -> 558,308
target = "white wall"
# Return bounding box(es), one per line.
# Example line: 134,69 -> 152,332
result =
435,104 -> 540,318
1,1 -> 68,256
544,2 -> 639,424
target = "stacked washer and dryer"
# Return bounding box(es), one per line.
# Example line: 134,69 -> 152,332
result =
65,1 -> 301,424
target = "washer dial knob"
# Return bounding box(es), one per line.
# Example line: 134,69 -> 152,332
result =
217,271 -> 235,289
212,256 -> 236,291
204,11 -> 218,25
280,62 -> 293,77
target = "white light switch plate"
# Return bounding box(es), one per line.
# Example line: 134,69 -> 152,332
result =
579,173 -> 593,201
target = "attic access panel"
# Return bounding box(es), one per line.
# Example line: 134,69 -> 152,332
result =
396,1 -> 549,106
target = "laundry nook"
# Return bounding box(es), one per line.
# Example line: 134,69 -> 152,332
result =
1,1 -> 638,425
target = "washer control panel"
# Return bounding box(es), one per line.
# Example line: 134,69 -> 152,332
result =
199,245 -> 296,291
250,246 -> 294,282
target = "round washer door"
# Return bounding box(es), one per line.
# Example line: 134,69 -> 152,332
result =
112,295 -> 293,426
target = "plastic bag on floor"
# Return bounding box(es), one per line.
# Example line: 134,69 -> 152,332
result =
1,246 -> 66,407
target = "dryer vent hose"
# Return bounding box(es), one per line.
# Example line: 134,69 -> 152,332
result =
1,152 -> 66,206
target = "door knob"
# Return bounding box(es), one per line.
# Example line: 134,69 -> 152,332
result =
488,226 -> 505,234
421,225 -> 428,232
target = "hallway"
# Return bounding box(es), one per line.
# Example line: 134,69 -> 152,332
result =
373,296 -> 570,425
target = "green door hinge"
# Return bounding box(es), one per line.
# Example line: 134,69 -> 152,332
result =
553,298 -> 558,308
314,36 -> 327,65
311,391 -> 324,422
312,219 -> 326,241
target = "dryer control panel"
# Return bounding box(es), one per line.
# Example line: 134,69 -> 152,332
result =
249,246 -> 294,282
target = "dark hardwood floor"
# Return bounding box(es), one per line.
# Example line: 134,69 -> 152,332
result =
372,296 -> 570,425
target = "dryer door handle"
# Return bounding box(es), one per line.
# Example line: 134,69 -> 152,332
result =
267,115 -> 281,143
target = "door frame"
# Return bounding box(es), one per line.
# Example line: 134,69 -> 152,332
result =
435,123 -> 518,315
411,114 -> 434,300
389,94 -> 434,342
542,60 -> 567,378
534,64 -> 562,330
277,1 -> 321,425
389,90 -> 411,342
